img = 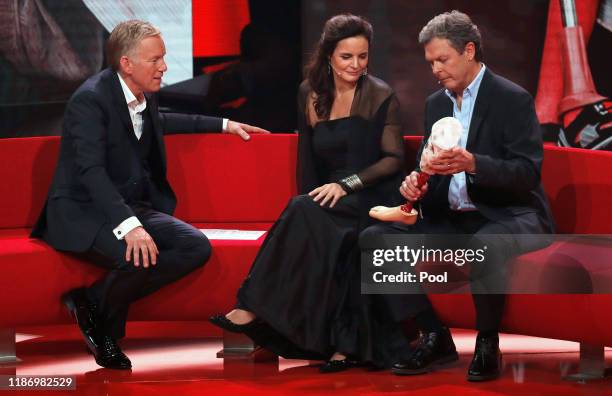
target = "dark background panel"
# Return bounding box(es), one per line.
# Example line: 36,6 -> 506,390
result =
302,0 -> 549,134
0,1 -> 566,137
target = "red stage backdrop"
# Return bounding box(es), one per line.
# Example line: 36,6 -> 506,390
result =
192,0 -> 250,57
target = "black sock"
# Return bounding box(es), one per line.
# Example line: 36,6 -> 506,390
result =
415,309 -> 443,333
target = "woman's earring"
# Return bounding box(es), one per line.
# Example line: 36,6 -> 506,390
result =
362,67 -> 368,76
328,63 -> 331,74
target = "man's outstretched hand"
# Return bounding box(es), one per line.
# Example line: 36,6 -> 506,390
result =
225,120 -> 270,141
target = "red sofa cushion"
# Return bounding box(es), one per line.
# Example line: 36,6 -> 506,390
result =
0,222 -> 273,327
542,146 -> 612,233
0,134 -> 297,229
0,137 -> 60,229
166,134 -> 297,223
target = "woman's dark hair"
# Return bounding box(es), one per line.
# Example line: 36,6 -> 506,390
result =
305,14 -> 373,120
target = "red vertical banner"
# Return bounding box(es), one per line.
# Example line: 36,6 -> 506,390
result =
192,0 -> 251,57
534,0 -> 600,124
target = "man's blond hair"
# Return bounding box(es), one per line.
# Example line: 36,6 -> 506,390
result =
106,20 -> 161,71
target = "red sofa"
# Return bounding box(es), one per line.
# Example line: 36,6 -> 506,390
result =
0,134 -> 297,364
0,134 -> 610,377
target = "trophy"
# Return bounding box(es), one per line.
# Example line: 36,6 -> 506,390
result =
369,117 -> 463,225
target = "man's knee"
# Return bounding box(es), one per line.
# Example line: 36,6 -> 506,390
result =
359,224 -> 389,248
88,245 -> 136,271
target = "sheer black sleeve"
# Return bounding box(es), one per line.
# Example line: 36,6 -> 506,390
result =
296,81 -> 319,194
354,91 -> 404,188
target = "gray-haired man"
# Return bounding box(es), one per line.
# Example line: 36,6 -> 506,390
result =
360,10 -> 553,381
32,20 -> 268,369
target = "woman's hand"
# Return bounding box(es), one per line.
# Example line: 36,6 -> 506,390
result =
309,183 -> 347,208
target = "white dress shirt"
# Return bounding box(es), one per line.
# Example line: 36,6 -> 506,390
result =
112,73 -> 146,240
112,73 -> 229,240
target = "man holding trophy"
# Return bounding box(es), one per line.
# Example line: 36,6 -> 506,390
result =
364,11 -> 554,381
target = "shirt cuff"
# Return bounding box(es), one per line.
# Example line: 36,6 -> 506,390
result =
113,216 -> 142,240
222,118 -> 229,132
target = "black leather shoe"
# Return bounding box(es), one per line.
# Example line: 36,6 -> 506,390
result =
209,314 -> 257,333
94,335 -> 132,370
319,359 -> 356,374
61,288 -> 99,353
467,335 -> 502,381
392,327 -> 458,375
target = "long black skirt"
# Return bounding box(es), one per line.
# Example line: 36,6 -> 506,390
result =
237,194 -> 412,367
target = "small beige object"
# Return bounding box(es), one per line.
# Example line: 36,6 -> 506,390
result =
368,206 -> 418,225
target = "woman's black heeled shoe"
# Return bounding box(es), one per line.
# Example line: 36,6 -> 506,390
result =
209,314 -> 256,333
319,358 -> 356,373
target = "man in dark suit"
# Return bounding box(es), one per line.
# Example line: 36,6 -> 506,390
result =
360,11 -> 554,381
31,20 -> 268,370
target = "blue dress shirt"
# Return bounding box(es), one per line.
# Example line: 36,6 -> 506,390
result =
444,64 -> 486,211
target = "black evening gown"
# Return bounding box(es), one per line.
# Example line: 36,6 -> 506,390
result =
236,115 -> 413,367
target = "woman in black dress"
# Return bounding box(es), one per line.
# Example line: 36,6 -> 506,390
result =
210,13 -> 412,372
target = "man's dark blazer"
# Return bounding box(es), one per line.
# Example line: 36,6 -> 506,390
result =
31,68 -> 223,252
418,68 -> 555,235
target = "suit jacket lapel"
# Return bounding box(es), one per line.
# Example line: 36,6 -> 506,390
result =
426,92 -> 453,135
466,69 -> 493,149
440,97 -> 453,124
144,93 -> 167,174
109,71 -> 139,149
426,92 -> 454,205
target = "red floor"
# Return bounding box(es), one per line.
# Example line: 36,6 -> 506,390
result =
6,322 -> 612,395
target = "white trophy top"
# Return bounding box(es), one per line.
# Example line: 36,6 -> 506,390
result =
429,117 -> 462,150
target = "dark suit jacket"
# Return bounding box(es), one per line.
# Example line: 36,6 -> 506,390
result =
418,69 -> 555,235
31,68 -> 223,252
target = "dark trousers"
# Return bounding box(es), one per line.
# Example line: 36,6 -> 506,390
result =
84,206 -> 211,339
359,210 -> 518,332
